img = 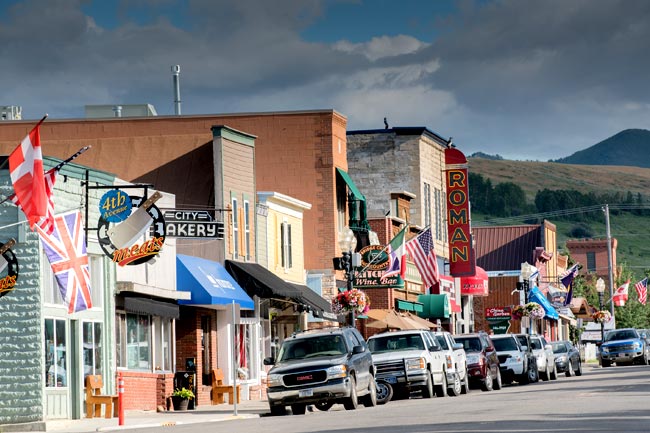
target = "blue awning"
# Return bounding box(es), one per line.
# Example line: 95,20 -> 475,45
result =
529,286 -> 559,320
177,255 -> 254,309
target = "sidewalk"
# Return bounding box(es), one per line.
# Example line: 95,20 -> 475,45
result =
43,399 -> 269,433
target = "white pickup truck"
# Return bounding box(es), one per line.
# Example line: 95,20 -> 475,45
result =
430,331 -> 469,396
367,329 -> 448,404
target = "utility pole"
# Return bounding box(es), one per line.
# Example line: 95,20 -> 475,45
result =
603,204 -> 615,318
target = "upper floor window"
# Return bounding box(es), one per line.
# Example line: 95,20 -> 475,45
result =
424,183 -> 431,227
281,221 -> 293,269
232,197 -> 239,259
586,251 -> 596,272
244,200 -> 251,260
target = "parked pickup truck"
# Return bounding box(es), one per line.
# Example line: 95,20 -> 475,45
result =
430,331 -> 469,395
600,328 -> 649,367
367,329 -> 447,404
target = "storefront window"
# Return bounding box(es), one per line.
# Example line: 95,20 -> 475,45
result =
153,317 -> 173,372
237,321 -> 258,381
117,312 -> 172,372
45,318 -> 67,387
83,321 -> 103,380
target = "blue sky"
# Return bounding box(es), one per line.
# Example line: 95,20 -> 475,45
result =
1,0 -> 650,161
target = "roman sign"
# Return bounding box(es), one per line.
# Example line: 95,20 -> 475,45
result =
445,147 -> 476,277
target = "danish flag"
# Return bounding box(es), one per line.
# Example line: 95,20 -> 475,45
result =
612,280 -> 630,307
36,210 -> 92,314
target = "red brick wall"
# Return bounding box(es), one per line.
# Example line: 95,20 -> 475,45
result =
119,371 -> 173,410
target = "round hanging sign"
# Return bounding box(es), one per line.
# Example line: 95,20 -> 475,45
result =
0,239 -> 19,298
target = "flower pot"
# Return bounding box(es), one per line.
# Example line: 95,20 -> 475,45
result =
172,396 -> 189,411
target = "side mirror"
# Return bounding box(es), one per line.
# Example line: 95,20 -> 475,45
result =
352,345 -> 365,354
544,344 -> 552,351
263,357 -> 275,365
429,345 -> 442,352
520,345 -> 528,351
452,343 -> 464,351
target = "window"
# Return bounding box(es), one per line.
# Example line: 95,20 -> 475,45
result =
434,188 -> 443,241
232,197 -> 239,259
236,321 -> 258,381
586,251 -> 596,272
45,318 -> 67,387
42,252 -> 63,305
90,255 -> 103,309
424,183 -> 431,227
244,200 -> 251,260
281,221 -> 292,269
201,316 -> 211,385
83,321 -> 103,380
116,312 -> 173,372
336,179 -> 347,234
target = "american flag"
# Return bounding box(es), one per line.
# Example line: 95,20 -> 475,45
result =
36,210 -> 93,314
635,278 -> 648,305
405,228 -> 439,289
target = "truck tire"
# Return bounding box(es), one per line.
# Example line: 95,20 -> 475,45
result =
343,376 -> 358,410
422,373 -> 434,398
315,401 -> 334,411
601,359 -> 611,368
461,370 -> 470,394
448,373 -> 462,396
492,369 -> 502,390
481,372 -> 493,391
361,376 -> 378,407
291,404 -> 306,415
435,372 -> 448,397
375,380 -> 393,405
270,404 -> 287,416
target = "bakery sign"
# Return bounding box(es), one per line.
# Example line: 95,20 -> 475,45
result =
353,245 -> 405,289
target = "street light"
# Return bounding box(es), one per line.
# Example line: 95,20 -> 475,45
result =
337,227 -> 357,326
519,262 -> 535,334
596,278 -> 606,346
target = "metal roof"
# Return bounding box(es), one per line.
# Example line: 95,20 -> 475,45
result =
473,225 -> 542,272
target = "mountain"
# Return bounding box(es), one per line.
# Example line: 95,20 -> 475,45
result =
554,129 -> 650,168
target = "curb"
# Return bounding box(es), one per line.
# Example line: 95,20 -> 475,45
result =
96,414 -> 260,432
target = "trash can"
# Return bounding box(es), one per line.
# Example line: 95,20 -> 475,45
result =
174,371 -> 197,409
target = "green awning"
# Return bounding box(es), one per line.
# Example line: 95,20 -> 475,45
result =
395,299 -> 424,313
417,294 -> 450,319
336,168 -> 365,202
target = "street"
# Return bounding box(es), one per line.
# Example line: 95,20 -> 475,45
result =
126,363 -> 650,433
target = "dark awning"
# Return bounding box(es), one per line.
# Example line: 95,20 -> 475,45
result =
124,297 -> 180,319
288,283 -> 339,321
224,260 -> 336,319
177,255 -> 254,309
336,168 -> 365,201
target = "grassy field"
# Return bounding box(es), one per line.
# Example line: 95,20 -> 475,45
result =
468,156 -> 650,281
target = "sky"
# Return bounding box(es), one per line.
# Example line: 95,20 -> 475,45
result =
2,0 -> 650,161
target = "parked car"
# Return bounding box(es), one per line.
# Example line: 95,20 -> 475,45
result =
367,329 -> 447,404
430,331 -> 469,396
263,327 -> 376,415
600,328 -> 649,367
454,332 -> 502,391
491,334 -> 538,385
518,334 -> 557,381
550,340 -> 582,377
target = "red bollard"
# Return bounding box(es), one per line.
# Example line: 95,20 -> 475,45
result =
118,372 -> 125,425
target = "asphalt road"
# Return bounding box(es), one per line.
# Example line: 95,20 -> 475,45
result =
130,363 -> 650,433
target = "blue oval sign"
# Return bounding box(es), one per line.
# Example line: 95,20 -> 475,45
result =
99,190 -> 132,222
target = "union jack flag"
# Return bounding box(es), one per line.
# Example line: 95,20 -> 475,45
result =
36,210 -> 92,314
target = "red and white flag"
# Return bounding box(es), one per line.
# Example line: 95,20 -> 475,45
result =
8,116 -> 49,230
635,278 -> 648,306
612,279 -> 630,307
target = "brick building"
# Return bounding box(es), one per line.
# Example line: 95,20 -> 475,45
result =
565,238 -> 618,281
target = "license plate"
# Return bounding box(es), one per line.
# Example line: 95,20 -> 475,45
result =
299,389 -> 313,397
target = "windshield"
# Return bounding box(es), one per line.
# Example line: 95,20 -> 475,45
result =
551,342 -> 568,353
368,334 -> 425,353
455,337 -> 482,353
516,335 -> 528,348
605,330 -> 639,342
492,337 -> 519,352
277,335 -> 347,361
530,338 -> 543,350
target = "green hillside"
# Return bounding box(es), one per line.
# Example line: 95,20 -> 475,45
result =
554,129 -> 650,168
468,158 -> 650,280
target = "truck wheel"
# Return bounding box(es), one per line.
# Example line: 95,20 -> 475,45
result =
375,380 -> 393,405
343,376 -> 358,410
481,372 -> 493,391
550,364 -> 558,380
270,404 -> 287,416
422,373 -> 434,398
435,372 -> 448,397
448,373 -> 461,396
541,364 -> 550,381
461,370 -> 470,394
361,376 -> 378,407
601,359 -> 611,368
492,370 -> 502,390
291,404 -> 306,415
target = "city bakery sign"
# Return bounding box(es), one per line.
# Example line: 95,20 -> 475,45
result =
354,245 -> 404,289
445,147 -> 476,277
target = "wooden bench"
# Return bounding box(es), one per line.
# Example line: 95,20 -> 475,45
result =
211,369 -> 241,405
85,375 -> 119,418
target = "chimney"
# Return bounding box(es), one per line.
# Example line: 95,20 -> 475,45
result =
112,105 -> 122,117
172,65 -> 181,115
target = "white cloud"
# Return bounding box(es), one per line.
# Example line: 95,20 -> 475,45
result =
332,35 -> 428,61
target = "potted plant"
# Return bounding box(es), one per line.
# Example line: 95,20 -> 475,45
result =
171,387 -> 195,411
331,288 -> 370,315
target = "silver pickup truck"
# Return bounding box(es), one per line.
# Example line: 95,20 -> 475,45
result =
367,329 -> 448,404
430,331 -> 469,396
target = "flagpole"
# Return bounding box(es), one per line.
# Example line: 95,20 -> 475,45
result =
0,145 -> 91,206
357,224 -> 433,275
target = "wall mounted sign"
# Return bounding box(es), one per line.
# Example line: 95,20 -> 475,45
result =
99,189 -> 132,222
485,306 -> 512,319
354,244 -> 404,288
0,239 -> 19,298
163,209 -> 224,239
445,147 -> 476,277
97,194 -> 166,266
460,266 -> 489,297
